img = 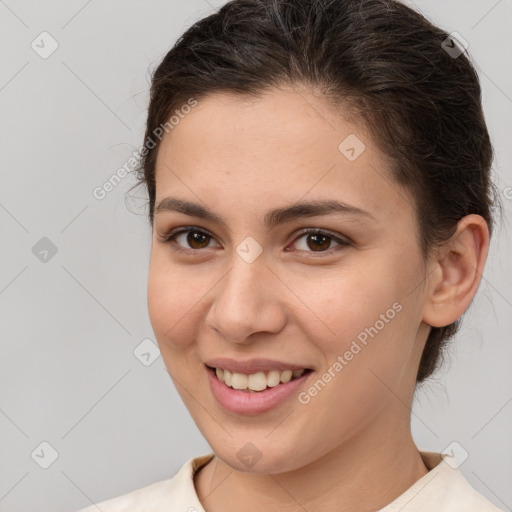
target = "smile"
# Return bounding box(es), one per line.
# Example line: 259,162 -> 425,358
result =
207,365 -> 313,393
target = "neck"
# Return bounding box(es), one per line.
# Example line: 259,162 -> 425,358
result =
195,417 -> 429,512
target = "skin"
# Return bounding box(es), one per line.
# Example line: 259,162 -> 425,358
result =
147,86 -> 489,512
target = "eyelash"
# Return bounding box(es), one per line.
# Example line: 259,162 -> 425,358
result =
158,226 -> 351,257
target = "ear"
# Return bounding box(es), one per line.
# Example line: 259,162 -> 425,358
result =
422,214 -> 490,328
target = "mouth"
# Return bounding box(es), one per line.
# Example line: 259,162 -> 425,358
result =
205,364 -> 314,393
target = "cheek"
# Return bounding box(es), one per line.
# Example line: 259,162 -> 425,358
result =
295,255 -> 419,382
147,253 -> 206,352
294,261 -> 402,344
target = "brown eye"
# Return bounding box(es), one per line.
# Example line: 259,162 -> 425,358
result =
292,228 -> 350,254
160,227 -> 219,252
186,231 -> 211,249
306,233 -> 331,251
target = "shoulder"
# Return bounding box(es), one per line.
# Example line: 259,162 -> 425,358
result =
75,453 -> 214,512
381,451 -> 505,512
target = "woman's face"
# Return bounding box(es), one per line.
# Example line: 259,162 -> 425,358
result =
147,87 -> 432,473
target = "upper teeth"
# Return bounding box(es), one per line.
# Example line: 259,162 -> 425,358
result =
215,368 -> 306,391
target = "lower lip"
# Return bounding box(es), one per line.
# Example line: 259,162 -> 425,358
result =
206,366 -> 313,415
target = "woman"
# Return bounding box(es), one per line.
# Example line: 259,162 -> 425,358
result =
79,0 -> 503,510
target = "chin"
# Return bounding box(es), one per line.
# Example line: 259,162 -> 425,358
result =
212,438 -> 307,475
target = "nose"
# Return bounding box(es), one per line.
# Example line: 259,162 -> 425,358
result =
205,250 -> 287,345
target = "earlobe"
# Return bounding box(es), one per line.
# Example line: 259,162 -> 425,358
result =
422,215 -> 490,328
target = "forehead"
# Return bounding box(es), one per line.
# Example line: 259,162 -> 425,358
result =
154,88 -> 414,223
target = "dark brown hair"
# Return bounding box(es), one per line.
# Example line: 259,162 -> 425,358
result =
133,0 -> 499,384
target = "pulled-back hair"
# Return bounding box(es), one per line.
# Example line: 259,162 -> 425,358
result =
134,0 -> 499,383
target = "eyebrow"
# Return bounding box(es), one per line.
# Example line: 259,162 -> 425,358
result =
154,197 -> 376,229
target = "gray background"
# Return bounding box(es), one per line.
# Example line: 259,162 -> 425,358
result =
0,1 -> 511,511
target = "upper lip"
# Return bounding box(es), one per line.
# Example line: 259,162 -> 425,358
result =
205,357 -> 312,374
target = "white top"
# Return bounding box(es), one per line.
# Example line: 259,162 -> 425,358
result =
76,451 -> 504,511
